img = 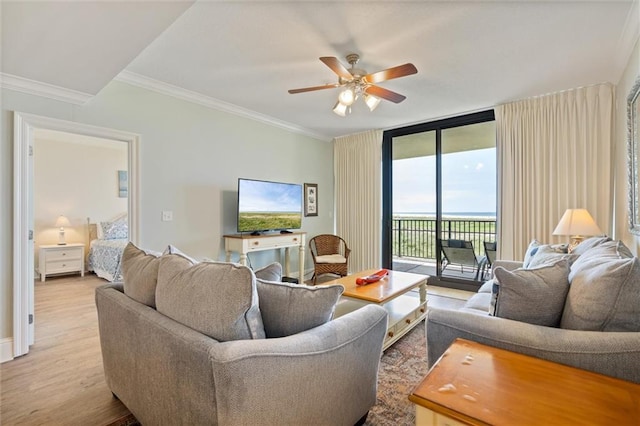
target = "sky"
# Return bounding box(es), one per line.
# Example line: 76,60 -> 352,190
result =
238,179 -> 302,213
393,147 -> 496,214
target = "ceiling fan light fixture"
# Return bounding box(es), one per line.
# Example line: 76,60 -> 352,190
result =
365,94 -> 381,111
338,87 -> 356,106
333,101 -> 349,117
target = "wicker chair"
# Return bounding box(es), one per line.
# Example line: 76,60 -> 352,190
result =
309,234 -> 351,285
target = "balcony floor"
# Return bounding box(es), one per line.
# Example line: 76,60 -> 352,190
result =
392,258 -> 489,291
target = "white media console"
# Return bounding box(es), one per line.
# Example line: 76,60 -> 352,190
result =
223,232 -> 306,283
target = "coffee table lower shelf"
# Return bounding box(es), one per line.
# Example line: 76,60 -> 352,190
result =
335,294 -> 427,350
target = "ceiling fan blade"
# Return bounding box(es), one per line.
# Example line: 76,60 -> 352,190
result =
365,85 -> 407,103
364,63 -> 418,84
288,83 -> 339,94
319,57 -> 353,80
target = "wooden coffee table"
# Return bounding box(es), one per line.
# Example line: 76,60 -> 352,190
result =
321,269 -> 427,350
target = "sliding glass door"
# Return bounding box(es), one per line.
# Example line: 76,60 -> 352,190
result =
382,111 -> 496,288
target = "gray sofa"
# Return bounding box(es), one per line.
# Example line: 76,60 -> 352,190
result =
427,236 -> 640,384
96,243 -> 388,425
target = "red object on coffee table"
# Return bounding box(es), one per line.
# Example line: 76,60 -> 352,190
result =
356,269 -> 388,286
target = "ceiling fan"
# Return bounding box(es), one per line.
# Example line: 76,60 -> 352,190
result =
288,54 -> 418,116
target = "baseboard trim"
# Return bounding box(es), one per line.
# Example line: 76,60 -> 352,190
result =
0,337 -> 14,363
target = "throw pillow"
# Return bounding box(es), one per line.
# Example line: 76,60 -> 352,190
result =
256,279 -> 344,338
522,239 -> 542,268
490,259 -> 571,327
561,240 -> 640,332
527,245 -> 579,269
121,242 -> 162,308
254,262 -> 283,282
156,255 -> 265,341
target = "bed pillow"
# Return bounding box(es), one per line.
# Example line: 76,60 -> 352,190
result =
100,220 -> 128,240
490,259 -> 571,327
256,279 -> 344,338
121,242 -> 162,308
156,255 -> 265,341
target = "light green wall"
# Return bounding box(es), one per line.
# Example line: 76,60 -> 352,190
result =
615,37 -> 640,253
1,81 -> 334,340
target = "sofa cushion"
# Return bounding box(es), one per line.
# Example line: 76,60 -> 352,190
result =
121,242 -> 162,308
561,240 -> 640,332
156,254 -> 265,341
490,260 -> 571,327
256,279 -> 344,338
254,262 -> 283,282
570,235 -> 612,256
527,245 -> 579,269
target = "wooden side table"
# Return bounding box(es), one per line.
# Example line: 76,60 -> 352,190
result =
410,338 -> 640,425
39,243 -> 85,282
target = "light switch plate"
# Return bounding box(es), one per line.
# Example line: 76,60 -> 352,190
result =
162,211 -> 173,221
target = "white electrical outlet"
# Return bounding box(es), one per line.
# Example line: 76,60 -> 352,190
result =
162,211 -> 173,221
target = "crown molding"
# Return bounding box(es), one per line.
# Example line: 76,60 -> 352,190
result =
115,70 -> 330,142
0,73 -> 93,105
615,0 -> 640,83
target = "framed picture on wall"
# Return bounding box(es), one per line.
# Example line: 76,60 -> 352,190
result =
118,170 -> 128,198
304,183 -> 318,217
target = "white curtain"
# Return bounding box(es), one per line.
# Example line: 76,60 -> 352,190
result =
334,129 -> 383,272
495,84 -> 614,260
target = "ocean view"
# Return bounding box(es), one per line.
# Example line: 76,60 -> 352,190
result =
394,212 -> 496,218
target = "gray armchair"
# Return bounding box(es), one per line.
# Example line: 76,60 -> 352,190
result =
97,283 -> 388,425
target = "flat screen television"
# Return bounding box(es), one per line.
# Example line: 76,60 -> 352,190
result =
237,178 -> 303,234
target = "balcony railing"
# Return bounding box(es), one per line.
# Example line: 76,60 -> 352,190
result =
393,217 -> 496,261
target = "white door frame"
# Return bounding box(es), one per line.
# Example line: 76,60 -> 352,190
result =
13,112 -> 140,358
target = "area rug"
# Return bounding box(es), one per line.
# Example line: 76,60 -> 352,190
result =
106,321 -> 427,426
365,320 -> 428,425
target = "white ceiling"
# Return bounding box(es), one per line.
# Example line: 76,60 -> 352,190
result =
2,1 -> 638,141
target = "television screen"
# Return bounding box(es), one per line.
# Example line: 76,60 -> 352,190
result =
237,178 -> 303,234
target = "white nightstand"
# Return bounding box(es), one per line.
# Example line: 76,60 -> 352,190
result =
39,243 -> 85,282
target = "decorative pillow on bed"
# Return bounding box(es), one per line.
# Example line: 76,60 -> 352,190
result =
256,279 -> 344,338
101,220 -> 128,240
156,254 -> 265,341
121,242 -> 162,308
490,259 -> 571,327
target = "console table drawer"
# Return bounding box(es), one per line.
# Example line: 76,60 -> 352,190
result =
246,235 -> 302,250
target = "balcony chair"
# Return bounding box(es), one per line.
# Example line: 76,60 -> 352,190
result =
440,239 -> 485,281
309,234 -> 351,285
481,241 -> 497,280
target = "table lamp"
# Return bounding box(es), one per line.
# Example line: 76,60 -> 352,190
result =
55,215 -> 71,245
552,209 -> 601,252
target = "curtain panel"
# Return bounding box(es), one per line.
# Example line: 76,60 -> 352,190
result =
495,84 -> 614,260
334,130 -> 383,272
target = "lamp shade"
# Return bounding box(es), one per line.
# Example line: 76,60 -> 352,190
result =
55,215 -> 71,228
552,209 -> 601,236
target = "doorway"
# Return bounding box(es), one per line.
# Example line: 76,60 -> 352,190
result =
13,112 -> 140,358
382,111 -> 496,289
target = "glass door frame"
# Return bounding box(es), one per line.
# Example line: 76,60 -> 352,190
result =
381,110 -> 495,283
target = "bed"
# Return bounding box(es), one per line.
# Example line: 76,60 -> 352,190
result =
87,215 -> 128,282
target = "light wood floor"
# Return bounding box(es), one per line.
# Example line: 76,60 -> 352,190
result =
0,274 -> 129,425
1,273 -> 470,425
